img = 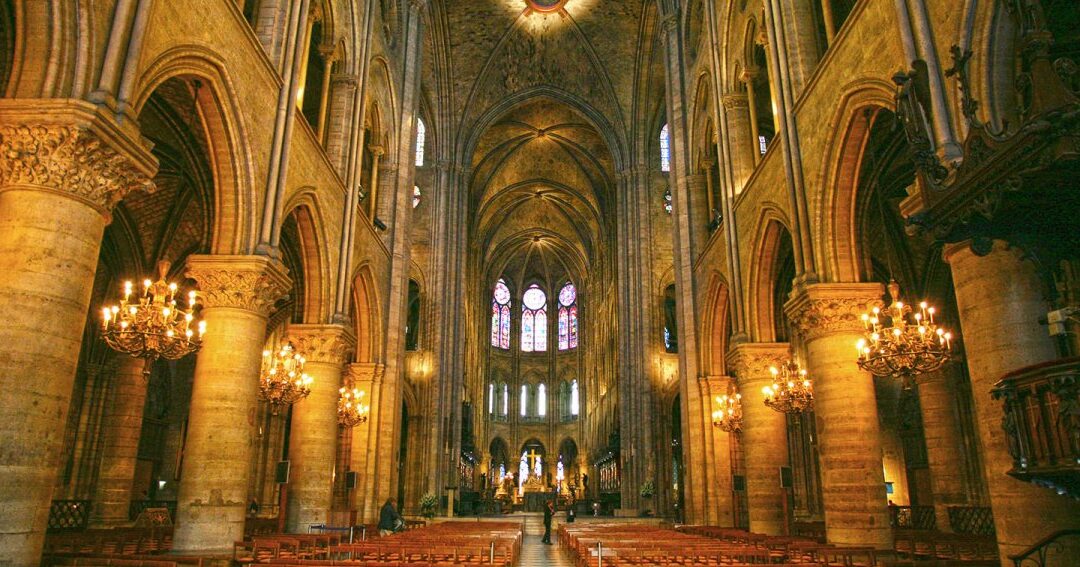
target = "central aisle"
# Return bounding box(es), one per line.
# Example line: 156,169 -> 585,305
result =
518,534 -> 575,567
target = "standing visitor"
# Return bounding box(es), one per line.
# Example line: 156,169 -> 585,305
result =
542,499 -> 554,544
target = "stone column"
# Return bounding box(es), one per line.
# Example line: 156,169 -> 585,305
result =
728,343 -> 791,535
173,255 -> 291,554
916,368 -> 968,531
0,101 -> 156,566
785,283 -> 891,549
90,356 -> 149,527
702,377 -> 735,526
740,68 -> 763,166
720,94 -> 756,192
345,362 -> 384,520
285,324 -> 354,532
944,241 -> 1080,561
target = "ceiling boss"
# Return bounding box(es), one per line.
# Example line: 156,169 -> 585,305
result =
526,0 -> 568,13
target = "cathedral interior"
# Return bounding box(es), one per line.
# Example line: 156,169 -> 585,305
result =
0,0 -> 1079,565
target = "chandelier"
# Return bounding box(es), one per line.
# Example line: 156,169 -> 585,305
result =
258,343 -> 313,409
856,280 -> 953,387
762,359 -> 814,414
337,385 -> 370,427
101,261 -> 205,379
712,392 -> 743,433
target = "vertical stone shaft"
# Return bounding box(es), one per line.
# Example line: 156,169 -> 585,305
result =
730,343 -> 791,535
91,356 -> 149,526
285,324 -> 353,531
917,369 -> 969,531
945,241 -> 1080,562
0,102 -> 155,566
173,255 -> 290,553
786,283 -> 892,549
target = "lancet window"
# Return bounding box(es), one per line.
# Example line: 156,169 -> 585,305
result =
491,279 -> 511,349
558,282 -> 578,350
521,284 -> 547,352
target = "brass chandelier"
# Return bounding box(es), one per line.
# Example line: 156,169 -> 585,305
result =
337,385 -> 370,427
856,280 -> 953,387
101,261 -> 205,379
762,359 -> 814,414
258,343 -> 313,409
712,392 -> 743,433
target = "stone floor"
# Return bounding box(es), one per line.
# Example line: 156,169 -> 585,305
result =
518,534 -> 574,567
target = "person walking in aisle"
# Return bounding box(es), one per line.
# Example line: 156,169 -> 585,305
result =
542,499 -> 554,544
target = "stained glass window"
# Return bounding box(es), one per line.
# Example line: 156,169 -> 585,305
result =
491,279 -> 511,349
520,384 -> 528,416
660,123 -> 671,172
502,383 -> 508,415
571,379 -> 579,416
558,282 -> 578,350
663,188 -> 673,214
521,284 -> 547,352
538,383 -> 547,416
412,186 -> 421,208
488,383 -> 494,414
415,118 -> 426,166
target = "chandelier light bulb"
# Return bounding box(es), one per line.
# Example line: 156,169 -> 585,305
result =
258,342 -> 313,409
762,357 -> 814,414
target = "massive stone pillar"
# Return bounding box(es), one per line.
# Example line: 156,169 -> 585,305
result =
90,356 -> 149,527
173,255 -> 290,553
285,324 -> 353,532
945,241 -> 1080,562
699,377 -> 735,525
728,343 -> 791,535
916,368 -> 969,531
785,283 -> 891,549
0,101 -> 156,565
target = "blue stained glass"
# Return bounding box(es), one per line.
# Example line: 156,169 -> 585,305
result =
500,305 -> 510,349
660,124 -> 671,172
491,304 -> 500,347
569,306 -> 578,349
558,309 -> 569,350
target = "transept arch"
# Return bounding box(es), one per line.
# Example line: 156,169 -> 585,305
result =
351,264 -> 383,363
746,207 -> 795,342
281,194 -> 333,324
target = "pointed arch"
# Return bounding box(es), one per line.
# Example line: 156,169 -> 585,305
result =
815,79 -> 897,282
282,191 -> 333,324
351,264 -> 383,363
701,274 -> 731,376
747,206 -> 796,341
133,46 -> 258,255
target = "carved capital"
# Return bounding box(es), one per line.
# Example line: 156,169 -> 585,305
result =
185,255 -> 291,315
739,67 -> 760,83
700,375 -> 735,397
721,93 -> 749,109
409,0 -> 429,10
331,73 -> 359,89
0,100 -> 157,213
288,324 -> 355,366
317,44 -> 339,63
727,342 -> 790,385
368,145 -> 385,157
344,362 -> 386,386
783,283 -> 884,342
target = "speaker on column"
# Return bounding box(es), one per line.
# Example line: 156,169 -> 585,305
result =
346,471 -> 358,489
275,460 -> 291,484
779,466 -> 793,488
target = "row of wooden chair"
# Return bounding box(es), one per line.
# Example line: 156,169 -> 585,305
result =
892,530 -> 997,562
233,521 -> 522,566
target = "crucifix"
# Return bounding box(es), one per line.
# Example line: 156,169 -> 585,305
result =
526,449 -> 541,477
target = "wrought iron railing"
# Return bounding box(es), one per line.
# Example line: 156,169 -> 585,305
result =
947,506 -> 996,536
1009,529 -> 1080,567
48,500 -> 90,531
991,357 -> 1080,499
889,505 -> 936,530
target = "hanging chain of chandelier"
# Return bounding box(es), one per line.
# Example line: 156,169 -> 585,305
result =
338,384 -> 370,427
101,261 -> 205,379
712,392 -> 743,433
259,343 -> 313,409
856,280 -> 953,388
763,358 -> 814,414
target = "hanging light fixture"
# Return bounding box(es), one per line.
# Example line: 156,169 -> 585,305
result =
101,261 -> 205,379
258,343 -> 313,409
763,358 -> 814,414
338,385 -> 370,427
712,392 -> 743,433
856,280 -> 953,387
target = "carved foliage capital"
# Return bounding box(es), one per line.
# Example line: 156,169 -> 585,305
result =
727,343 -> 790,384
344,362 -> 386,386
784,283 -> 884,342
721,94 -> 749,109
185,255 -> 291,315
288,324 -> 355,366
0,122 -> 155,211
